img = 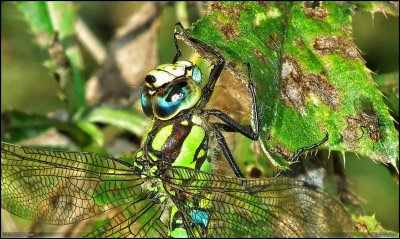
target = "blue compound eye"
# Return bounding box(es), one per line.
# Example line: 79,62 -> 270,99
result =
166,81 -> 187,103
192,66 -> 202,84
154,82 -> 188,119
141,90 -> 154,118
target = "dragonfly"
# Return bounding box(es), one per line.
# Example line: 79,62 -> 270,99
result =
1,22 -> 354,238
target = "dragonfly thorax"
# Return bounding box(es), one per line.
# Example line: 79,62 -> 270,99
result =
141,61 -> 203,120
135,113 -> 213,176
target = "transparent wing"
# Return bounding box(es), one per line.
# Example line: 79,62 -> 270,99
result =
161,167 -> 354,238
84,195 -> 168,238
1,142 -> 144,227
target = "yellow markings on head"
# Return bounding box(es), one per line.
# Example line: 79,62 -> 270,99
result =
148,70 -> 177,88
147,61 -> 194,89
181,120 -> 189,126
152,124 -> 173,151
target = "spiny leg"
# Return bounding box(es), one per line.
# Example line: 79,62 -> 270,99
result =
172,24 -> 183,63
275,132 -> 329,178
287,132 -> 329,162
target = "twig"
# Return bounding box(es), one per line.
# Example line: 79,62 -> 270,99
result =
75,17 -> 107,64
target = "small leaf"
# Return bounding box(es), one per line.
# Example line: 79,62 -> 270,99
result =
16,1 -> 86,114
83,106 -> 147,137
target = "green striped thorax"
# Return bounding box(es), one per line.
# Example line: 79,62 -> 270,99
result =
137,60 -> 213,176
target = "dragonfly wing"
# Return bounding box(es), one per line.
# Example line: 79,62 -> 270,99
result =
84,196 -> 168,238
1,142 -> 144,226
161,167 -> 354,238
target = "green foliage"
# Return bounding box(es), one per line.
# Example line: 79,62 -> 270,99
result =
182,1 -> 398,170
17,1 -> 86,113
5,2 -> 147,149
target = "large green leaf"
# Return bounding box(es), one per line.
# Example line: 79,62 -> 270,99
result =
180,2 -> 398,170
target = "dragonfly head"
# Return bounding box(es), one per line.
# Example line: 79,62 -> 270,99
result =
141,61 -> 202,120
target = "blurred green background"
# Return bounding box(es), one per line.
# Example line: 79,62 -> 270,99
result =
1,1 -> 398,233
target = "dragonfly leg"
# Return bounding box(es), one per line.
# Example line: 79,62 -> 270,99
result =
173,22 -> 226,108
203,62 -> 259,140
172,24 -> 183,63
213,128 -> 245,178
204,63 -> 259,178
287,132 -> 329,163
206,110 -> 259,140
275,132 -> 329,178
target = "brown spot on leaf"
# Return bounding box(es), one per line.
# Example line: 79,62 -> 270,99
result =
253,48 -> 267,64
302,2 -> 329,21
342,116 -> 361,150
280,56 -> 340,115
218,23 -> 238,40
313,36 -> 362,60
210,2 -> 247,20
265,33 -> 279,49
277,2 -> 288,11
